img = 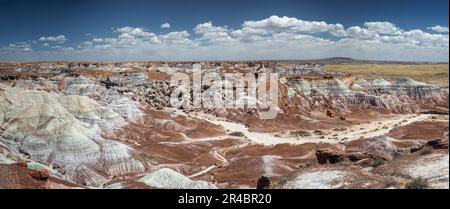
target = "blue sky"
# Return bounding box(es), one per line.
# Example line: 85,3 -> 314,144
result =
0,0 -> 448,61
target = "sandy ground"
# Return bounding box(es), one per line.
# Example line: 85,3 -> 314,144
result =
187,112 -> 430,145
282,170 -> 349,189
404,154 -> 449,189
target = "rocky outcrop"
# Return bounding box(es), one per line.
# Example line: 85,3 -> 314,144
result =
316,149 -> 374,164
0,86 -> 146,186
288,76 -> 447,114
426,139 -> 449,149
138,168 -> 217,189
256,176 -> 271,189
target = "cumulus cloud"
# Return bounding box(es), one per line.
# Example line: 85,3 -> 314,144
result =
160,22 -> 171,29
160,31 -> 192,45
241,15 -> 347,36
194,22 -> 234,44
364,22 -> 400,35
346,26 -> 379,40
1,16 -> 448,62
428,25 -> 449,33
38,35 -> 67,43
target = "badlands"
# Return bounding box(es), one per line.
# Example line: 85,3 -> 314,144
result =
0,61 -> 448,189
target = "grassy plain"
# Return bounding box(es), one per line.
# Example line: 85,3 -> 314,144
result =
325,64 -> 449,86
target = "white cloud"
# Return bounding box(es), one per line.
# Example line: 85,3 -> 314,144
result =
159,31 -> 192,45
38,35 -> 67,43
346,26 -> 379,40
401,29 -> 449,47
1,16 -> 448,62
428,25 -> 449,33
92,38 -> 104,42
241,15 -> 347,36
364,22 -> 400,35
194,22 -> 234,44
3,42 -> 33,52
194,22 -> 228,34
160,22 -> 171,29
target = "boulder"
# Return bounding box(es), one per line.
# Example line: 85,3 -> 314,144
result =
427,139 -> 449,149
256,176 -> 271,189
316,149 -> 345,164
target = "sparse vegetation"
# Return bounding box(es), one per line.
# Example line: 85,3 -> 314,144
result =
325,64 -> 449,86
229,132 -> 246,137
405,177 -> 429,189
313,130 -> 326,135
383,178 -> 399,188
371,159 -> 385,168
2,134 -> 14,141
333,127 -> 347,132
289,130 -> 311,137
418,146 -> 433,155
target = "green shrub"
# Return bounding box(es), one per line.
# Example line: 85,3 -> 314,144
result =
384,178 -> 398,188
229,132 -> 246,137
419,146 -> 433,155
289,130 -> 311,137
371,159 -> 385,168
313,130 -> 325,135
405,177 -> 429,189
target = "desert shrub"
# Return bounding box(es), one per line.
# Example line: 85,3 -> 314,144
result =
333,127 -> 347,132
384,178 -> 399,188
418,146 -> 433,155
229,132 -> 246,137
405,177 -> 429,189
2,134 -> 14,141
313,130 -> 325,135
371,159 -> 385,168
289,130 -> 311,137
